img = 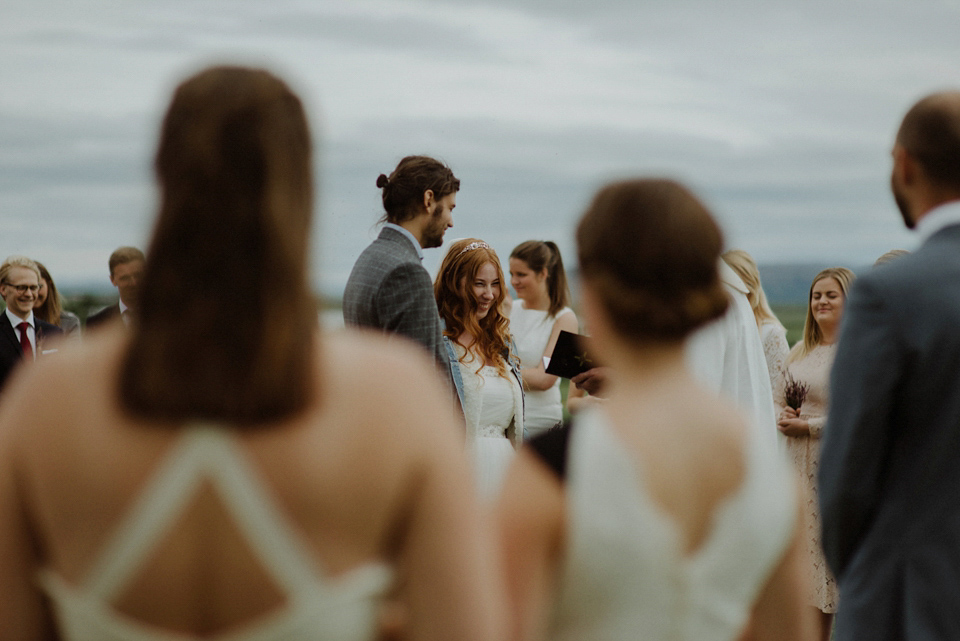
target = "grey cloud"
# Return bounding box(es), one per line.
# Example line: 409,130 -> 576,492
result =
0,0 -> 949,294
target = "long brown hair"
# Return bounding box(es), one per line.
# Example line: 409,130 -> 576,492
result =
33,261 -> 63,326
434,239 -> 511,376
120,66 -> 317,426
509,240 -> 570,317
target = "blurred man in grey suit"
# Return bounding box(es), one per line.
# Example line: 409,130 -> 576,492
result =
820,92 -> 960,641
343,155 -> 459,370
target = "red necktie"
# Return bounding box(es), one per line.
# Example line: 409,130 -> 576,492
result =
17,322 -> 33,360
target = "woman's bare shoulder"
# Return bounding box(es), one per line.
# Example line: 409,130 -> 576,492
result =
319,329 -> 462,448
0,329 -> 133,482
0,330 -> 125,425
322,328 -> 445,396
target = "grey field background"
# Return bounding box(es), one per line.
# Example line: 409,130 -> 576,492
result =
3,0 -> 957,299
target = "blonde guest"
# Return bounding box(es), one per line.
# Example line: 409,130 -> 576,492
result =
721,250 -> 789,413
777,267 -> 856,641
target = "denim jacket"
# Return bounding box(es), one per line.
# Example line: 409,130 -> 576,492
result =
441,324 -> 525,446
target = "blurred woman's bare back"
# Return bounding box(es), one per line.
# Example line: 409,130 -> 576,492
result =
0,327 -> 501,640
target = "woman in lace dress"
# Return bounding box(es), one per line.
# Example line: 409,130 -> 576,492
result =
722,250 -> 789,415
508,241 -> 578,438
0,67 -> 504,641
777,266 -> 856,641
436,239 -> 524,500
497,179 -> 814,641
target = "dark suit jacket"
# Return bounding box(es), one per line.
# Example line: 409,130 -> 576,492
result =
820,221 -> 960,641
342,227 -> 447,368
85,303 -> 121,329
0,314 -> 63,392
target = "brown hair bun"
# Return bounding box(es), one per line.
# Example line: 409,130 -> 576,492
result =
576,178 -> 729,342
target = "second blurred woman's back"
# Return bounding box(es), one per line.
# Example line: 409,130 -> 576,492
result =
497,179 -> 814,641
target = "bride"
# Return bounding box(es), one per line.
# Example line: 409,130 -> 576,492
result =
435,239 -> 524,500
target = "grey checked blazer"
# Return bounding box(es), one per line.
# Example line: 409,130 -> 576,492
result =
343,226 -> 446,369
820,222 -> 960,641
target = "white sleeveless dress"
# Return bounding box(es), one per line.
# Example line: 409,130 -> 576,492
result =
548,407 -> 796,641
509,301 -> 572,437
37,426 -> 393,641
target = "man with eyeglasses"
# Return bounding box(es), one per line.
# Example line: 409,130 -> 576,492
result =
0,256 -> 62,394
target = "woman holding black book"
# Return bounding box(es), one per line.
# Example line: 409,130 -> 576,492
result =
497,179 -> 813,641
508,241 -> 578,437
777,266 -> 855,641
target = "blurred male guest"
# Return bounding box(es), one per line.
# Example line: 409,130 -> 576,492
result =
86,247 -> 145,329
343,155 -> 458,369
820,91 -> 960,641
0,256 -> 62,392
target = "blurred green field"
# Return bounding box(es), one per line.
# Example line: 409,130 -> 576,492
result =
771,304 -> 807,347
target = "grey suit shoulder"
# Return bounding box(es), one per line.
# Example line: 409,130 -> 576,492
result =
820,222 -> 960,641
342,227 -> 445,366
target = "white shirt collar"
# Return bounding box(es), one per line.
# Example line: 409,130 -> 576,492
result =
383,223 -> 424,261
915,200 -> 960,244
119,299 -> 130,315
5,307 -> 34,329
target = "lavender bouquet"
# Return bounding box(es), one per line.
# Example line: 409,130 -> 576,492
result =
783,374 -> 809,412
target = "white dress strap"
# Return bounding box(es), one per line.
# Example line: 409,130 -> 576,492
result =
84,426 -> 320,602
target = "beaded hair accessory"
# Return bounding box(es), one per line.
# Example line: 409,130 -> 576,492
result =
456,241 -> 491,257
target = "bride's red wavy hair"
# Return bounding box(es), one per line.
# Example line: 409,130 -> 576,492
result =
434,239 -> 511,376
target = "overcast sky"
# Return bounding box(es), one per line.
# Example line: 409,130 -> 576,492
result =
3,0 -> 959,295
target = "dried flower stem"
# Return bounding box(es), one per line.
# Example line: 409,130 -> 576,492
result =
784,374 -> 810,411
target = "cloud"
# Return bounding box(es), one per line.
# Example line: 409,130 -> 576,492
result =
0,0 -> 954,293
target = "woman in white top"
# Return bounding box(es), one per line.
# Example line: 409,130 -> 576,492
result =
0,66 -> 503,641
721,249 -> 789,409
497,179 -> 814,641
436,239 -> 525,500
508,241 -> 578,438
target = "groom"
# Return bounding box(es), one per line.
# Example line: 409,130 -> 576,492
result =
820,91 -> 960,641
343,155 -> 459,373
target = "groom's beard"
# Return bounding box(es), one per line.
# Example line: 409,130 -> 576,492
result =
892,175 -> 916,230
421,206 -> 447,248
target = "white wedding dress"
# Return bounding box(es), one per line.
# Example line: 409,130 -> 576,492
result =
547,407 -> 796,640
455,350 -> 524,500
